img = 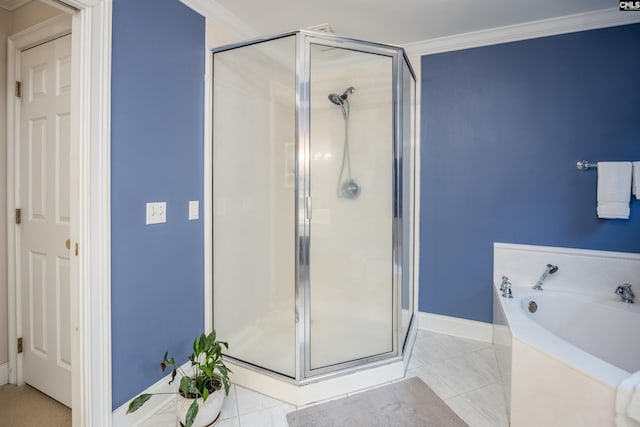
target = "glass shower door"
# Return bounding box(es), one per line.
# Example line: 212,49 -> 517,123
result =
212,36 -> 297,378
307,43 -> 395,371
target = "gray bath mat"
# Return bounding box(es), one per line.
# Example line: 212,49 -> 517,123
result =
286,377 -> 468,427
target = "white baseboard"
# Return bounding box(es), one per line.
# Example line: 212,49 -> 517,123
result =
112,361 -> 191,427
418,312 -> 493,343
0,363 -> 8,385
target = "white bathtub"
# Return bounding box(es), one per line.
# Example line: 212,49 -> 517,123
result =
493,243 -> 640,427
522,293 -> 640,374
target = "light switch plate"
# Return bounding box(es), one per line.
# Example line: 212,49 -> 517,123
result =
189,200 -> 199,220
146,202 -> 166,224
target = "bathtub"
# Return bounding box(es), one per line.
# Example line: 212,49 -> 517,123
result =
523,293 -> 639,374
493,243 -> 640,427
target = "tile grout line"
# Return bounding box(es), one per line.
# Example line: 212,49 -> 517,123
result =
234,385 -> 291,420
454,379 -> 502,398
443,394 -> 497,427
234,384 -> 241,427
411,341 -> 494,368
447,345 -> 504,427
456,391 -> 503,427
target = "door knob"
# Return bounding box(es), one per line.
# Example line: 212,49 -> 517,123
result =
65,239 -> 70,250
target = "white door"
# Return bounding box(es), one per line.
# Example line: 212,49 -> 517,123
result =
19,33 -> 72,407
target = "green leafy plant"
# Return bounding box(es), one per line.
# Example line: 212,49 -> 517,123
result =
126,331 -> 231,427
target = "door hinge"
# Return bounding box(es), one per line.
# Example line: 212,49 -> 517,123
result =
15,81 -> 22,98
15,208 -> 21,225
17,337 -> 23,354
75,242 -> 78,257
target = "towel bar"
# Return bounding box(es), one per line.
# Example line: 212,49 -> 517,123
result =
577,160 -> 597,171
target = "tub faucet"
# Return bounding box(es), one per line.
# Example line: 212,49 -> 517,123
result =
615,284 -> 634,303
532,264 -> 558,291
500,276 -> 513,298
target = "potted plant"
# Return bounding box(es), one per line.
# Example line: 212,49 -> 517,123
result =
127,331 -> 231,427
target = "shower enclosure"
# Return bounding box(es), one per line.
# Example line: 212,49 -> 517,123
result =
212,30 -> 416,401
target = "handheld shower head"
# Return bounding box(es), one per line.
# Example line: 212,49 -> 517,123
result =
328,93 -> 344,105
532,264 -> 559,290
328,86 -> 356,106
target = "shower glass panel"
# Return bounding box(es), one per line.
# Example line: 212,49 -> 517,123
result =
212,35 -> 296,377
308,44 -> 394,370
401,59 -> 415,347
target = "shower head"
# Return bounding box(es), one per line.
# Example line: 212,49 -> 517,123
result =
546,264 -> 559,274
341,86 -> 355,99
328,86 -> 356,106
328,93 -> 344,105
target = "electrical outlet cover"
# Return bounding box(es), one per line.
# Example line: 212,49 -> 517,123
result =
189,200 -> 199,220
146,202 -> 166,224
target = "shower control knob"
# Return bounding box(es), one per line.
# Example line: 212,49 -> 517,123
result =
341,179 -> 361,200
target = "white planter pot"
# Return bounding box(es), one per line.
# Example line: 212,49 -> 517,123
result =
176,388 -> 225,427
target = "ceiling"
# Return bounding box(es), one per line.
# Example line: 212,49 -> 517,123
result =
1,0 -> 622,44
213,0 -> 615,45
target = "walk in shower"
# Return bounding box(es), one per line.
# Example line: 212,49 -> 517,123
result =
212,30 -> 416,403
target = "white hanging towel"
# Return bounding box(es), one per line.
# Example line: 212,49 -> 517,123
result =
597,162 -> 632,219
633,162 -> 640,199
616,371 -> 640,426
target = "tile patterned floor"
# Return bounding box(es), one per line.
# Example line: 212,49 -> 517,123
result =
143,331 -> 509,427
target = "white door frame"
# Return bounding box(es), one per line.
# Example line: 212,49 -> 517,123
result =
5,1 -> 112,425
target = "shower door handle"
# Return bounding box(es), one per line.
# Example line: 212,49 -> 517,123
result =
305,196 -> 312,220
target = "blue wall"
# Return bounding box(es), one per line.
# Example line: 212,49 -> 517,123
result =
111,0 -> 205,409
420,24 -> 640,323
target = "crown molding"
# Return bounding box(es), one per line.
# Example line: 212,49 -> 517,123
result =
180,0 -> 258,39
0,0 -> 99,10
404,7 -> 640,57
0,0 -> 29,11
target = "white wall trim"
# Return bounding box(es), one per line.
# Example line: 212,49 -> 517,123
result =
0,0 -> 30,12
180,0 -> 258,39
6,13 -> 72,50
39,0 -> 78,14
63,0 -> 101,7
418,312 -> 493,343
111,361 -> 192,427
70,1 -> 113,425
6,24 -> 19,392
404,7 -> 640,56
0,362 -> 8,385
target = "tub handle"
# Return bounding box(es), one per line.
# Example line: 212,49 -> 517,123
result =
500,277 -> 513,298
505,284 -> 513,299
615,284 -> 635,303
500,276 -> 510,292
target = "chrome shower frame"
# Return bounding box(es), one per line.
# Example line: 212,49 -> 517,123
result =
211,30 -> 417,385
